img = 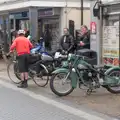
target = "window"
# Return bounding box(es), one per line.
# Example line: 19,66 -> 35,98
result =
10,19 -> 14,29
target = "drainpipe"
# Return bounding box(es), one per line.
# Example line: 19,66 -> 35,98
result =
65,0 -> 68,28
81,0 -> 83,25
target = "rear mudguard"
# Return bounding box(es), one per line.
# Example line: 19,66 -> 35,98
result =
105,66 -> 120,75
104,67 -> 120,86
52,68 -> 78,88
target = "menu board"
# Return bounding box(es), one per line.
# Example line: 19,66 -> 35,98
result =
102,26 -> 119,66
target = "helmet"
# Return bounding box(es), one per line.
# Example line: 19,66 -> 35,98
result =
18,30 -> 25,35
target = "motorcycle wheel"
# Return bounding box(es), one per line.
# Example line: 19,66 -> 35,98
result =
50,72 -> 74,96
104,69 -> 120,94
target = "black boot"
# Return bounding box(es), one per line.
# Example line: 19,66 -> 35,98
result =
23,80 -> 28,88
17,81 -> 25,88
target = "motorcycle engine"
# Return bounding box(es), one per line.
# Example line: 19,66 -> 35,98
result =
82,70 -> 100,88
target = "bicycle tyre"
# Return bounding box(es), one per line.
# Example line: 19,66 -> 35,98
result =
33,64 -> 49,87
7,61 -> 22,84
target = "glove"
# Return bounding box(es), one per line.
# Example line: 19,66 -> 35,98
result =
7,51 -> 12,56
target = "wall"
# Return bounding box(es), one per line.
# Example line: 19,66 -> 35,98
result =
0,0 -> 90,12
0,0 -> 12,3
60,8 -> 90,35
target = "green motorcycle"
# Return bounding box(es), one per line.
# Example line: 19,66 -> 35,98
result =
50,53 -> 120,96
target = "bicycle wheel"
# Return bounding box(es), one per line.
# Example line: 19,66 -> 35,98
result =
7,61 -> 22,84
33,64 -> 49,87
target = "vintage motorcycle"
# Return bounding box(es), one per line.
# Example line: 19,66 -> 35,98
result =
50,53 -> 120,96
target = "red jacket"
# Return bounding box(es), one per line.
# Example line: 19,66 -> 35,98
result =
10,36 -> 33,56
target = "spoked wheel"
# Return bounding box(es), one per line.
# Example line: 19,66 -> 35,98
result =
7,61 -> 22,84
32,64 -> 49,87
50,72 -> 74,96
105,69 -> 120,94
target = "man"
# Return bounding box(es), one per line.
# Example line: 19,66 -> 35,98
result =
10,30 -> 33,88
60,28 -> 75,53
77,25 -> 90,49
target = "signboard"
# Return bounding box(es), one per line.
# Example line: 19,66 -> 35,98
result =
102,26 -> 119,66
90,21 -> 97,51
38,8 -> 60,17
90,22 -> 97,34
38,8 -> 53,17
10,11 -> 29,19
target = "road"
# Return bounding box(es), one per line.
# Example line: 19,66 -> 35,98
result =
0,61 -> 119,120
0,78 -> 117,120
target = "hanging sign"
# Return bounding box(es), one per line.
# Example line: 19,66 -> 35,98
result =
90,22 -> 97,34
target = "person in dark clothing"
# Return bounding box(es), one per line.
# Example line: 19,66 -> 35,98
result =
77,25 -> 90,49
60,28 -> 75,53
25,30 -> 30,38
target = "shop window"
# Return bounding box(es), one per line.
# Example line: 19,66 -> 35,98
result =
10,19 -> 14,29
69,20 -> 75,37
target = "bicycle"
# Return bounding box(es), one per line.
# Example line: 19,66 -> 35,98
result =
7,53 -> 49,87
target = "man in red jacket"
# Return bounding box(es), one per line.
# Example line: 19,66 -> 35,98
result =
10,30 -> 33,88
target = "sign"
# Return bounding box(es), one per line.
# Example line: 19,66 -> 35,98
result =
102,26 -> 119,66
10,11 -> 29,19
38,8 -> 53,17
103,26 -> 119,47
38,8 -> 60,17
90,22 -> 96,34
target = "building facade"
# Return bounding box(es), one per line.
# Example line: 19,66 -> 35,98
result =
0,0 -> 90,51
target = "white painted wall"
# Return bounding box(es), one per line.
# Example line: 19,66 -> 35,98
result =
60,8 -> 90,35
0,0 -> 90,4
0,0 -> 11,3
0,0 -> 90,12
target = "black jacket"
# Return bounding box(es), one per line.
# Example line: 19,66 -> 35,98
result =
60,34 -> 74,53
77,30 -> 90,49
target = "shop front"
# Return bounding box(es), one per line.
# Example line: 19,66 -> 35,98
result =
8,7 -> 38,43
38,8 -> 61,51
9,11 -> 30,42
91,0 -> 120,66
0,14 -> 9,52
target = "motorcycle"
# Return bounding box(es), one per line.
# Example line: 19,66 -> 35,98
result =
30,37 -> 47,54
34,49 -> 67,75
50,53 -> 120,96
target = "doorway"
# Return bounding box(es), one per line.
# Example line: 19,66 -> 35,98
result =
42,19 -> 59,51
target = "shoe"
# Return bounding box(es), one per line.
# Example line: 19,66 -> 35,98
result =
23,80 -> 28,88
17,81 -> 28,88
17,81 -> 25,88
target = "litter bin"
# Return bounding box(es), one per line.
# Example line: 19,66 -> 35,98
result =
76,49 -> 97,65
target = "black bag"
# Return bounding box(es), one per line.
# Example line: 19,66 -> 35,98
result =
28,54 -> 41,64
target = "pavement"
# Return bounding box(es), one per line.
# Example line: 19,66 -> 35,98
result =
0,60 -> 119,120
